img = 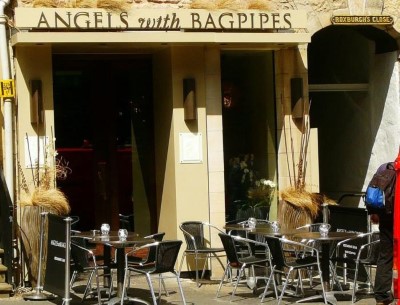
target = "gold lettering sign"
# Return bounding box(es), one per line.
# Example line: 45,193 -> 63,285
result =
15,8 -> 308,30
331,15 -> 393,25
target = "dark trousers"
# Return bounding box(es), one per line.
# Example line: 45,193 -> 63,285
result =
374,213 -> 394,302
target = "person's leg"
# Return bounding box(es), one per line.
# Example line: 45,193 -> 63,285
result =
374,218 -> 393,304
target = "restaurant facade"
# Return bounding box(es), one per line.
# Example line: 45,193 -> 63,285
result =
1,0 -> 400,277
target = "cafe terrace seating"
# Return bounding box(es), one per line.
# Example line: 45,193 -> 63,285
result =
216,233 -> 278,300
261,235 -> 327,305
70,236 -> 114,305
126,232 -> 166,291
121,240 -> 187,305
293,223 -> 332,287
179,221 -> 226,287
330,231 -> 380,303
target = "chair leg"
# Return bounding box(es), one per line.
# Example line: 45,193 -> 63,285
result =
178,252 -> 186,275
175,272 -> 187,305
121,269 -> 130,305
195,253 -> 200,287
317,265 -> 327,305
231,266 -> 245,301
83,270 -> 95,301
352,261 -> 361,303
212,252 -> 226,270
94,268 -> 102,305
145,273 -> 158,305
70,270 -> 77,289
161,277 -> 169,296
278,268 -> 293,305
216,264 -> 229,298
261,266 -> 278,302
200,254 -> 208,284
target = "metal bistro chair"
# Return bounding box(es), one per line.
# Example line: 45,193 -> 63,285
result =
331,231 -> 380,303
121,240 -> 186,305
216,233 -> 278,300
261,235 -> 327,305
126,232 -> 167,292
294,223 -> 332,287
70,236 -> 114,305
119,213 -> 134,232
179,221 -> 226,287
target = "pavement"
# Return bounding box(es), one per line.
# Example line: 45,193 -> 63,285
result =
0,273 -> 381,305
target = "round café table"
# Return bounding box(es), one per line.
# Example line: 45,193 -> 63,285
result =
224,223 -> 299,292
74,231 -> 152,305
291,231 -> 360,305
224,223 -> 298,237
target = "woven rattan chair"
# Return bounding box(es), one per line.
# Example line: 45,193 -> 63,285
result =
178,221 -> 226,287
70,236 -> 113,305
121,240 -> 186,305
331,231 -> 380,303
261,235 -> 327,305
216,233 -> 277,300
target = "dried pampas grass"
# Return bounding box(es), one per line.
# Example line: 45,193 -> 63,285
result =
20,187 -> 70,216
280,187 -> 336,219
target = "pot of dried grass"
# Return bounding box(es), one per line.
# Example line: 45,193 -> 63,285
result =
278,187 -> 336,231
19,187 -> 70,287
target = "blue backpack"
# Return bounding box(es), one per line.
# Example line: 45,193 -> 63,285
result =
364,162 -> 396,214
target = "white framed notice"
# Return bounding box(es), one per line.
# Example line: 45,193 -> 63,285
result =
25,136 -> 49,168
179,132 -> 203,164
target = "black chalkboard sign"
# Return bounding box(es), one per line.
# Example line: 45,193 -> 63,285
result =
328,205 -> 369,233
44,214 -> 67,297
328,205 -> 369,281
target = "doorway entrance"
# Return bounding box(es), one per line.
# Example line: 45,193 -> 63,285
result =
52,54 -> 156,231
220,51 -> 276,221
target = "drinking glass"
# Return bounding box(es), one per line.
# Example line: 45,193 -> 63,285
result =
118,229 -> 128,241
319,223 -> 330,237
248,217 -> 257,229
271,221 -> 280,232
101,223 -> 110,235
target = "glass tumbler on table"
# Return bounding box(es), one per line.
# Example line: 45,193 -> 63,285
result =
118,229 -> 128,241
319,223 -> 330,237
101,223 -> 110,235
248,217 -> 257,229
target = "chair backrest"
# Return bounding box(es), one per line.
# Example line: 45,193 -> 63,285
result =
154,240 -> 182,273
264,236 -> 286,269
145,232 -> 165,262
71,237 -> 92,271
219,233 -> 240,265
70,215 -> 80,230
364,232 -> 380,264
119,213 -> 134,231
180,221 -> 205,250
145,232 -> 165,241
296,223 -> 330,232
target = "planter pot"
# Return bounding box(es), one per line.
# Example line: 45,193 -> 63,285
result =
19,205 -> 58,287
277,199 -> 313,231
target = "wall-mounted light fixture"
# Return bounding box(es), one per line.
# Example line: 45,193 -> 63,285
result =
30,79 -> 43,124
183,78 -> 196,121
290,77 -> 304,118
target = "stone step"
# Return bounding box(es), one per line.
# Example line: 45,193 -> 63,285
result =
0,282 -> 12,298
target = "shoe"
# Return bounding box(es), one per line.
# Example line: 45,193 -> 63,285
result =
376,298 -> 393,305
